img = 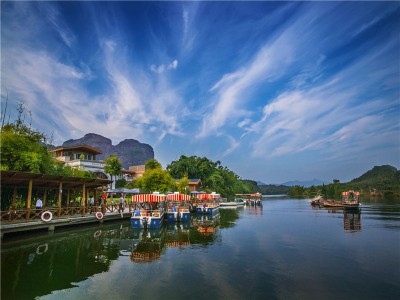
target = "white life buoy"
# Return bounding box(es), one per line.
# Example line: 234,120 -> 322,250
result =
41,211 -> 52,222
95,212 -> 104,220
36,243 -> 48,255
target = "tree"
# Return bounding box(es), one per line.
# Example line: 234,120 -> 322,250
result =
135,168 -> 175,194
104,154 -> 122,189
177,176 -> 189,194
0,104 -> 53,173
145,159 -> 162,171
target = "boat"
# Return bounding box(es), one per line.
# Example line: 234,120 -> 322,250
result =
220,198 -> 245,207
166,192 -> 191,222
342,190 -> 361,210
235,193 -> 262,206
130,193 -> 167,229
195,192 -> 220,214
310,195 -> 324,206
321,199 -> 343,208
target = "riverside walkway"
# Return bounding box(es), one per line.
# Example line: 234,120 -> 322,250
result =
0,206 -> 135,239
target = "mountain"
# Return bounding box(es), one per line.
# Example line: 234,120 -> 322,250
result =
281,179 -> 328,187
351,165 -> 399,183
61,133 -> 154,169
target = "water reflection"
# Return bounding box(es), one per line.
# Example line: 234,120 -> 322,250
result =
191,213 -> 220,236
1,211 -> 229,299
343,210 -> 362,232
130,228 -> 166,263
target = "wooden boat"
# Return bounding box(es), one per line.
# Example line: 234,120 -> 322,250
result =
195,192 -> 220,214
130,193 -> 166,229
166,192 -> 191,222
321,199 -> 343,208
342,190 -> 361,210
310,195 -> 324,206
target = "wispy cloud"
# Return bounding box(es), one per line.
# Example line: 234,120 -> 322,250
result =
150,59 -> 178,74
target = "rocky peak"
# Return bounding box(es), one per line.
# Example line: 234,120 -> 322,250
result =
61,133 -> 154,169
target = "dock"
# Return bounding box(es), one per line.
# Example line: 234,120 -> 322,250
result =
1,211 -> 133,238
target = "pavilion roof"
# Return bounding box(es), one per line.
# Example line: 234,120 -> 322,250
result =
0,171 -> 112,189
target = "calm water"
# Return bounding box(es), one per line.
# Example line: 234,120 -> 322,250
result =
1,197 -> 399,300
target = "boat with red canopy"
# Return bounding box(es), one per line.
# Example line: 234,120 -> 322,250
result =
130,193 -> 166,228
166,192 -> 192,222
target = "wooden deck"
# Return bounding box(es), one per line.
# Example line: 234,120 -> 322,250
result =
0,209 -> 133,238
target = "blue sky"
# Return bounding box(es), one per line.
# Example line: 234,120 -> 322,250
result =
1,1 -> 399,184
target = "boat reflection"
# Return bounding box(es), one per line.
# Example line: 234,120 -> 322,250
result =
191,213 -> 220,236
165,223 -> 191,248
343,210 -> 362,232
130,228 -> 166,263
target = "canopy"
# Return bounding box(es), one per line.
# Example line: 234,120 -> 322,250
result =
196,193 -> 220,200
166,193 -> 191,201
107,188 -> 140,194
132,194 -> 166,202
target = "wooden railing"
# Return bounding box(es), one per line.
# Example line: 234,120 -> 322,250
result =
0,202 -> 149,223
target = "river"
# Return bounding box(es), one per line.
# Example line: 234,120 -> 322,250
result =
1,196 -> 399,300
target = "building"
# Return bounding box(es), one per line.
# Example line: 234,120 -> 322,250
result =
50,145 -> 108,180
50,146 -> 146,188
175,178 -> 202,192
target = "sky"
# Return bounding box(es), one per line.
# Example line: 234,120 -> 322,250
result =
1,1 -> 399,184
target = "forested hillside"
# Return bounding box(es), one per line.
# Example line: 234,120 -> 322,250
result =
288,165 -> 399,198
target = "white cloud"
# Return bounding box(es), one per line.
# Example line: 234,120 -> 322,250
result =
150,59 -> 178,74
198,31 -> 294,138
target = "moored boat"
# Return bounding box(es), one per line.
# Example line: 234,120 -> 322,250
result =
235,193 -> 262,206
342,190 -> 361,210
166,192 -> 191,222
321,199 -> 343,208
195,192 -> 220,214
130,193 -> 166,229
310,195 -> 324,206
220,198 -> 245,207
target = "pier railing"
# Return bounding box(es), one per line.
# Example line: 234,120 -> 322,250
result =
0,202 -> 147,223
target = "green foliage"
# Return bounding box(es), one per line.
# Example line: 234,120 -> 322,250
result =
288,165 -> 400,198
115,178 -> 127,188
104,155 -> 122,176
145,159 -> 162,171
258,184 -> 290,195
1,115 -> 53,173
0,103 -> 96,179
288,185 -> 306,197
135,168 -> 175,194
167,155 -> 258,198
177,176 -> 189,194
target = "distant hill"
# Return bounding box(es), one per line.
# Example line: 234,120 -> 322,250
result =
351,165 -> 398,183
61,133 -> 154,169
345,165 -> 399,193
258,184 -> 290,195
282,179 -> 328,187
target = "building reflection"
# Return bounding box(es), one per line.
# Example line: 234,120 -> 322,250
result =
343,211 -> 362,232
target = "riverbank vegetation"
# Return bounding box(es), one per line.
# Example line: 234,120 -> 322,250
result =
288,165 -> 400,199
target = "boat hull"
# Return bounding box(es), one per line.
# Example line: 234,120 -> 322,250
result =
131,210 -> 165,229
196,206 -> 220,214
166,211 -> 191,222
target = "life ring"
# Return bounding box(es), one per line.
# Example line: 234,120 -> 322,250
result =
94,230 -> 102,238
95,212 -> 104,220
41,211 -> 52,222
36,243 -> 48,255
